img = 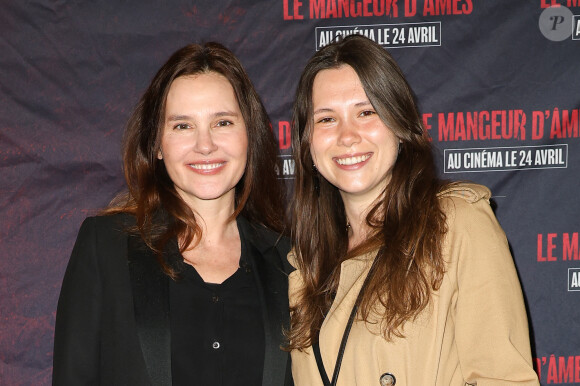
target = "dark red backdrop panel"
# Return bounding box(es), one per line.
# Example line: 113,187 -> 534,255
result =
1,1 -> 579,384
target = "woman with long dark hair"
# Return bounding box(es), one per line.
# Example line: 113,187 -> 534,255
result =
53,43 -> 293,386
287,35 -> 538,385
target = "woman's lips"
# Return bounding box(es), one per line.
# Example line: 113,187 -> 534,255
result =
188,161 -> 226,174
333,153 -> 372,168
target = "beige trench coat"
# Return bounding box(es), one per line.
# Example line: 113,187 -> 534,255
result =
289,183 -> 539,385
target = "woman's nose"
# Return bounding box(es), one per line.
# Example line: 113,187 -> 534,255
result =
336,120 -> 362,147
193,129 -> 218,154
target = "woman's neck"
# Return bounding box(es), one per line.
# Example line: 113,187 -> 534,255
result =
179,195 -> 242,284
182,193 -> 238,250
342,198 -> 372,250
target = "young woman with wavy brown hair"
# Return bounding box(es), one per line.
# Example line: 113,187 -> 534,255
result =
287,35 -> 538,385
53,43 -> 293,386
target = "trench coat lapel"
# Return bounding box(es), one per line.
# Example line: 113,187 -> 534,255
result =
127,236 -> 172,386
237,217 -> 292,386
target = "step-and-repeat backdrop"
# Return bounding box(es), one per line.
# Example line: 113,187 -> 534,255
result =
1,1 -> 579,384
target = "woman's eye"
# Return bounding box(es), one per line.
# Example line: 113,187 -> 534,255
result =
316,117 -> 334,124
174,123 -> 190,130
216,120 -> 233,127
360,110 -> 376,117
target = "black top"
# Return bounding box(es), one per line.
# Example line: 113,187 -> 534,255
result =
170,236 -> 264,386
53,213 -> 293,386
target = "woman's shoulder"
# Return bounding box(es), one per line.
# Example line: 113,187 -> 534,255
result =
75,212 -> 136,243
66,213 -> 139,273
436,181 -> 509,253
437,182 -> 492,213
238,217 -> 288,247
437,182 -> 500,230
437,181 -> 491,203
81,212 -> 136,229
237,216 -> 293,271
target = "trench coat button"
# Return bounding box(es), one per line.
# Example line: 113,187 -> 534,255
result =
212,341 -> 220,349
379,372 -> 396,386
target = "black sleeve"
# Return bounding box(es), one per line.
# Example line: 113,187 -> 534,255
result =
53,217 -> 102,386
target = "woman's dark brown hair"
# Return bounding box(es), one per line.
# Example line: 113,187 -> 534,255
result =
288,35 -> 450,350
104,42 -> 285,277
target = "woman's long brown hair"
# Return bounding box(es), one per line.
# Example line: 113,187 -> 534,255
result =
103,43 -> 286,278
288,35 -> 449,350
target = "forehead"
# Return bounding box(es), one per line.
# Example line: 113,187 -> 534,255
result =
312,65 -> 367,105
163,72 -> 241,115
168,72 -> 233,96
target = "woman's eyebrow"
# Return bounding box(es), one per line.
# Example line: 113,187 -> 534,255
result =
313,100 -> 371,115
165,111 -> 240,122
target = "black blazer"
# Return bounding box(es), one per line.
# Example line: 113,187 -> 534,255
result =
53,213 -> 293,386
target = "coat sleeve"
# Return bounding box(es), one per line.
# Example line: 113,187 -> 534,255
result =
53,217 -> 102,385
446,194 -> 539,385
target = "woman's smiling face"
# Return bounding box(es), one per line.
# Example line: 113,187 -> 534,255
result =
158,72 -> 248,208
310,65 -> 399,206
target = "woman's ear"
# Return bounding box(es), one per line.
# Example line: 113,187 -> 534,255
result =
157,149 -> 163,160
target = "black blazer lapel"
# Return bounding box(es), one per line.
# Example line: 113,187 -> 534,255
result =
237,217 -> 292,386
127,236 -> 172,386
